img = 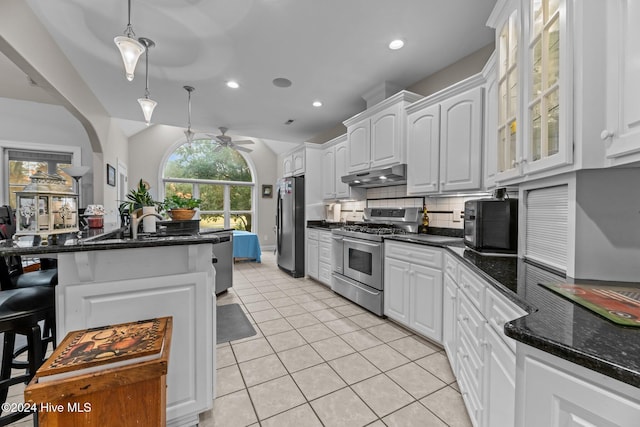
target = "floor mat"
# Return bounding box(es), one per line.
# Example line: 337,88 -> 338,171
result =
217,303 -> 257,343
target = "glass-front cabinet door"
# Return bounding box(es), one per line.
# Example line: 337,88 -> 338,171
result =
497,9 -> 520,180
523,0 -> 572,175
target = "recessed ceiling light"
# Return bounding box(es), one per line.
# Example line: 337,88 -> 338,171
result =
312,100 -> 323,107
226,80 -> 240,89
388,39 -> 405,50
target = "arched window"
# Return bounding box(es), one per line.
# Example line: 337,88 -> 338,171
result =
162,139 -> 255,231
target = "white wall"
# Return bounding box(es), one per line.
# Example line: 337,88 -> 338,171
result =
128,125 -> 278,247
0,97 -> 92,194
0,98 -> 129,224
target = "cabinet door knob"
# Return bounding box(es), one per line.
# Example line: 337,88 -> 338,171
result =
601,130 -> 614,140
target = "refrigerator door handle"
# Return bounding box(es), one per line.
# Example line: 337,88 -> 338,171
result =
277,191 -> 282,253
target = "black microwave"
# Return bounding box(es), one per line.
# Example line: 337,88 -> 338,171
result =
464,198 -> 518,253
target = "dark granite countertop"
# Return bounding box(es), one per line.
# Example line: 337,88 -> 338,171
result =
384,235 -> 640,388
0,225 -> 221,256
306,220 -> 344,230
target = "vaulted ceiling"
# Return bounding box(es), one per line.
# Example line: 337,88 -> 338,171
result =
4,0 -> 496,143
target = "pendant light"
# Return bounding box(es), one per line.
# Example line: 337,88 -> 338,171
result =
183,86 -> 195,144
137,37 -> 157,126
114,0 -> 145,81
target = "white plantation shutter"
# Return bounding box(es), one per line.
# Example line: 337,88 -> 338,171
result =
524,185 -> 568,272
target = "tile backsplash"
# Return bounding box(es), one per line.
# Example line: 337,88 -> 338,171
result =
326,185 -> 497,228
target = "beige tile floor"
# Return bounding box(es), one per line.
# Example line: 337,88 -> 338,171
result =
199,252 -> 472,427
3,252 -> 471,427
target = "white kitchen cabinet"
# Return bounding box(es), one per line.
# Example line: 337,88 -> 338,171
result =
406,103 -> 440,194
440,86 -> 483,192
383,257 -> 410,324
317,230 -> 332,287
442,254 -> 459,373
481,287 -> 525,427
487,1 -> 521,184
347,120 -> 370,173
344,91 -> 422,173
406,76 -> 484,195
384,241 -> 443,343
292,148 -> 305,176
602,0 -> 640,166
321,145 -> 336,199
306,228 -> 331,286
486,0 -> 613,185
515,344 -> 640,427
370,102 -> 404,168
306,229 -> 319,280
440,252 -> 527,427
322,135 -> 365,201
409,263 -> 443,341
483,323 -> 516,427
282,146 -> 305,177
282,154 -> 294,177
482,52 -> 499,190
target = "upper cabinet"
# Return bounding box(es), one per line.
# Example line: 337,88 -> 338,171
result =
487,0 -> 571,185
344,91 -> 422,173
486,0 -> 613,185
406,76 -> 484,195
322,135 -> 365,201
522,0 -> 571,176
602,0 -> 640,166
282,146 -> 306,177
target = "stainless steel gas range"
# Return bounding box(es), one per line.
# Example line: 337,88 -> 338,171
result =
331,207 -> 422,316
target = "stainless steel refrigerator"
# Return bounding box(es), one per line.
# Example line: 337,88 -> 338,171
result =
276,176 -> 305,277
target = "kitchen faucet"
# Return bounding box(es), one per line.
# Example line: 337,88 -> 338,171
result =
130,208 -> 164,239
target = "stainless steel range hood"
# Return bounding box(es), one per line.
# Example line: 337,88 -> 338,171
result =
341,164 -> 407,188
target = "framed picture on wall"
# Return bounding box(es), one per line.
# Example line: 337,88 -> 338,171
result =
262,184 -> 273,198
106,164 -> 116,187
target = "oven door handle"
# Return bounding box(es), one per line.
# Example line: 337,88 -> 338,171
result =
342,238 -> 380,247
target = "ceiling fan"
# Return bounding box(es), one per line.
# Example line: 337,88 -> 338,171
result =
207,127 -> 254,153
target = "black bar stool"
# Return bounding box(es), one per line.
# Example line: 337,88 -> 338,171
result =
0,286 -> 54,425
0,206 -> 58,425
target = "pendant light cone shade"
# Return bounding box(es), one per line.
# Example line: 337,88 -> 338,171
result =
183,85 -> 195,144
138,97 -> 157,125
138,37 -> 156,125
114,0 -> 145,81
114,36 -> 145,81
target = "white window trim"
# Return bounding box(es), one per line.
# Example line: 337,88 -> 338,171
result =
158,137 -> 258,234
0,140 -> 82,205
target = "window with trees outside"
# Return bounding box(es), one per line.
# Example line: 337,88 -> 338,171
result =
162,139 -> 254,231
6,149 -> 74,209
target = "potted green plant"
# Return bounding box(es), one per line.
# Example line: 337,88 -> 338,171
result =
119,179 -> 162,231
163,193 -> 201,220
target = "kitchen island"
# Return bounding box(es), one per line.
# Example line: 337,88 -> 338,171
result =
0,227 -> 220,427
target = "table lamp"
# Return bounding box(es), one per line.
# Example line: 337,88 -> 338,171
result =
61,166 -> 90,208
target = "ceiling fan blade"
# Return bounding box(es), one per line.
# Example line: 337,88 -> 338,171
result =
234,146 -> 253,153
232,140 -> 254,145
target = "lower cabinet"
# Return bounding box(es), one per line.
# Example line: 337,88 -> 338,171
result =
384,242 -> 443,343
306,228 -> 331,287
306,231 -> 319,280
317,231 -> 332,287
516,344 -> 640,427
483,323 -> 516,427
442,252 -> 525,427
442,272 -> 458,373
